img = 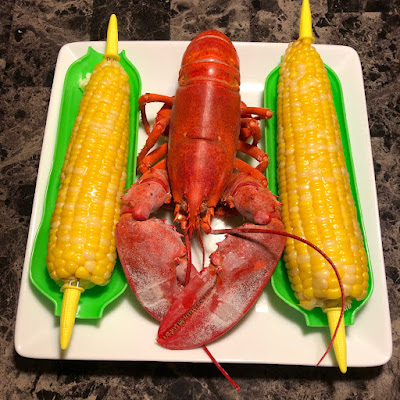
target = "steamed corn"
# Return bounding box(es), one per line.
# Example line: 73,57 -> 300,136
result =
46,57 -> 130,290
276,37 -> 369,311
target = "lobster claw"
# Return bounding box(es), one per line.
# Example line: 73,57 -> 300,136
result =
157,219 -> 286,349
116,215 -> 193,321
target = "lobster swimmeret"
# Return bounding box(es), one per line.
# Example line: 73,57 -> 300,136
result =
115,30 -> 344,357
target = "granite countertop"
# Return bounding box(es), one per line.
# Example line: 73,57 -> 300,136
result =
1,0 -> 399,399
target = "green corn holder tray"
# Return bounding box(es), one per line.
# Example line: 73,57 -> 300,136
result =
264,62 -> 374,327
29,47 -> 141,319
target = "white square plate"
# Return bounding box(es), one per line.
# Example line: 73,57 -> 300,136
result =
15,41 -> 392,367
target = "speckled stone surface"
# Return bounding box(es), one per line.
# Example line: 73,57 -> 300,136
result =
1,0 -> 399,398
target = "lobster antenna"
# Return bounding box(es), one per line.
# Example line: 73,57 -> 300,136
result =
196,223 -> 206,271
210,226 -> 345,366
202,345 -> 240,390
184,231 -> 192,286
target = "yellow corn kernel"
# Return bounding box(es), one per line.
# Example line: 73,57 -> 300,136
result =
277,36 -> 369,311
46,57 -> 130,290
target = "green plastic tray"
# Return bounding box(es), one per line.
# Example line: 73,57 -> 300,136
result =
29,47 -> 141,319
264,63 -> 373,327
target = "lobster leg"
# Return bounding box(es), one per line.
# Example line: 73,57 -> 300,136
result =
241,105 -> 273,120
240,118 -> 262,145
157,172 -> 285,349
237,141 -> 269,173
138,93 -> 174,134
234,158 -> 268,187
137,94 -> 174,165
139,143 -> 168,174
239,102 -> 272,145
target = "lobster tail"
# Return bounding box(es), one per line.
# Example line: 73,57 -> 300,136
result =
179,30 -> 240,91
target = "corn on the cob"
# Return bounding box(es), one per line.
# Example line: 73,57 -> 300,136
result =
46,57 -> 130,288
276,17 -> 369,312
45,15 -> 130,349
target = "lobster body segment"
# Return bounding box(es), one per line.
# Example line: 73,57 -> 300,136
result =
168,82 -> 241,221
115,30 -> 285,350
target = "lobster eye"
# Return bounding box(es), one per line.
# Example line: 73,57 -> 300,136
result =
181,200 -> 188,212
200,202 -> 208,214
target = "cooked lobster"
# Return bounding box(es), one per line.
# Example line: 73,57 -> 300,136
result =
115,30 -> 287,351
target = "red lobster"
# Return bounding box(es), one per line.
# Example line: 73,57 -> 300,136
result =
115,30 -> 286,351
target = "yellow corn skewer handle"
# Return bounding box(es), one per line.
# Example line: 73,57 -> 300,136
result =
299,0 -> 315,42
104,14 -> 120,60
325,308 -> 347,373
59,14 -> 119,350
299,0 -> 347,373
60,284 -> 85,350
